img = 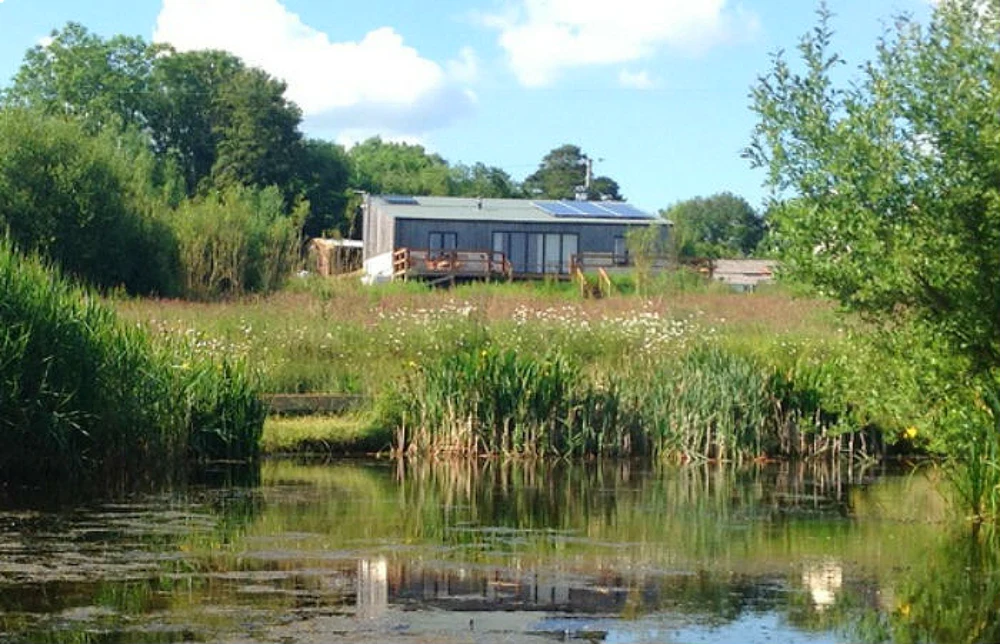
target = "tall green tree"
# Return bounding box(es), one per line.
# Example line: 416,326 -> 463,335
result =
297,139 -> 353,237
209,66 -> 303,196
348,137 -> 452,195
449,162 -> 518,198
745,0 -> 1000,501
523,144 -> 622,201
0,110 -> 178,294
4,23 -> 160,132
145,49 -> 245,194
664,192 -> 764,258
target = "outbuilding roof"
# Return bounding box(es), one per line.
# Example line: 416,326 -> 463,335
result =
370,195 -> 667,225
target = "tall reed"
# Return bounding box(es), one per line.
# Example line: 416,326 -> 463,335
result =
383,342 -> 870,461
0,241 -> 265,490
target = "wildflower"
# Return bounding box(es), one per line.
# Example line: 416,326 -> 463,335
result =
904,426 -> 918,440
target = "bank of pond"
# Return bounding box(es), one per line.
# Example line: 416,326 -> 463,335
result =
2,238 -> 899,494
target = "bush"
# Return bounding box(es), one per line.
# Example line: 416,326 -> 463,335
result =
0,109 -> 180,295
171,185 -> 302,299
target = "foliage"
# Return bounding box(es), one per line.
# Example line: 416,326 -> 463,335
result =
349,137 -> 452,196
664,192 -> 765,258
0,240 -> 264,490
170,185 -> 303,300
746,0 -> 1000,515
449,162 -> 518,198
297,139 -> 353,237
523,143 -> 622,200
3,22 -> 160,133
207,65 -> 304,198
0,109 -> 179,295
384,341 -> 865,461
746,1 -> 999,373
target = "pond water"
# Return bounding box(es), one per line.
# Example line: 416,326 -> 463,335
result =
0,459 -> 996,644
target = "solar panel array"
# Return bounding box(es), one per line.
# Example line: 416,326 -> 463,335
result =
383,195 -> 419,205
532,200 -> 655,219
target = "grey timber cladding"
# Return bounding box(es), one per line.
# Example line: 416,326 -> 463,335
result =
394,218 -> 644,254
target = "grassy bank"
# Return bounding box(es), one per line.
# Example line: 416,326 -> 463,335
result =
0,242 -> 265,490
262,414 -> 390,455
116,276 -> 918,461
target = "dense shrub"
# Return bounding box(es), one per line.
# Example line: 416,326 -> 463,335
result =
171,185 -> 303,299
0,110 -> 180,295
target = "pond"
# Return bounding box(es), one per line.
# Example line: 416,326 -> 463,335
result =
0,459 -> 996,643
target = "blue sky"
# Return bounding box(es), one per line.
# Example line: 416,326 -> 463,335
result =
0,0 -> 933,213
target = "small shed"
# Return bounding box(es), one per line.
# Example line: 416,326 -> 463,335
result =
361,195 -> 669,283
308,238 -> 363,276
711,259 -> 778,291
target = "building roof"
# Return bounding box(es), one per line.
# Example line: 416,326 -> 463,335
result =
370,195 -> 668,226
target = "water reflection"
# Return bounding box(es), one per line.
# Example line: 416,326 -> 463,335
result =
356,557 -> 388,619
0,459 -> 991,643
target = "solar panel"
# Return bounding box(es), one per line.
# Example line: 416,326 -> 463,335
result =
532,200 -> 583,216
383,195 -> 419,205
533,200 -> 654,219
600,202 -> 654,218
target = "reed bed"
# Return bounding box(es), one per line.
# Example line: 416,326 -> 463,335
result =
384,343 -> 878,461
0,241 -> 265,490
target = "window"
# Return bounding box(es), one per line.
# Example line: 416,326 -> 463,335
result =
428,232 -> 457,258
613,236 -> 628,265
493,232 -> 578,274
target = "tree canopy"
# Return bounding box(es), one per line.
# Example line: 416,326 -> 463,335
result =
663,192 -> 764,258
746,0 -> 1000,454
523,144 -> 623,201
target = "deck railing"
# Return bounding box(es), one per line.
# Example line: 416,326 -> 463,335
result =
392,248 -> 512,281
570,252 -> 674,274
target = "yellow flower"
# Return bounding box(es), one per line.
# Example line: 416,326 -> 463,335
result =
904,426 -> 918,440
899,602 -> 911,617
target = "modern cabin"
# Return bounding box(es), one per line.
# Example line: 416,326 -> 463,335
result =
361,195 -> 669,283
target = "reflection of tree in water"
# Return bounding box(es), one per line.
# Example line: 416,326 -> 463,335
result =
851,527 -> 1000,644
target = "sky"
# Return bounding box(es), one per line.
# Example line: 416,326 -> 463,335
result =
0,0 -> 934,213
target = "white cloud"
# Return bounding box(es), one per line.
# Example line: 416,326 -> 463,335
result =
618,69 -> 655,89
153,0 -> 476,137
486,0 -> 759,86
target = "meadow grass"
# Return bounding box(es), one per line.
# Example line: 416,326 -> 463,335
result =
0,241 -> 265,490
112,275 -> 895,461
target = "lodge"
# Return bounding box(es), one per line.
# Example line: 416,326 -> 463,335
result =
360,195 -> 670,283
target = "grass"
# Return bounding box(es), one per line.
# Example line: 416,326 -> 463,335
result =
261,413 -> 391,455
111,275 -> 899,462
114,275 -> 842,397
0,240 -> 265,491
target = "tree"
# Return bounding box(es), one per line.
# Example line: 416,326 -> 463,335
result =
664,192 -> 764,258
297,139 -> 353,237
523,144 -> 623,200
449,162 -> 518,198
209,66 -> 304,196
745,0 -> 1000,496
145,49 -> 245,194
0,110 -> 178,294
4,23 -> 160,133
349,137 -> 451,196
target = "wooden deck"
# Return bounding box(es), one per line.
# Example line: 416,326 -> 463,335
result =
263,393 -> 366,415
391,248 -> 674,283
392,249 -> 512,282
